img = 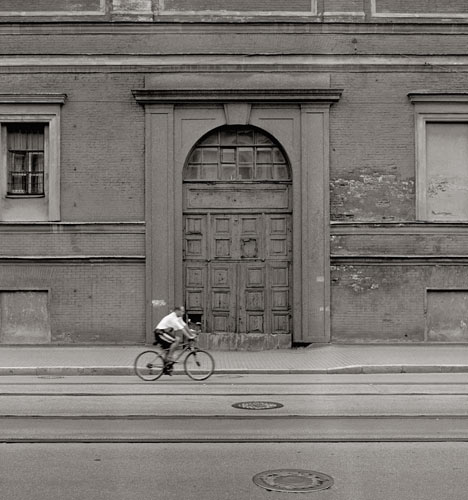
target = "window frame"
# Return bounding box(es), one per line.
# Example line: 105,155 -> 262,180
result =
409,93 -> 468,221
0,95 -> 66,221
5,122 -> 47,197
184,126 -> 291,182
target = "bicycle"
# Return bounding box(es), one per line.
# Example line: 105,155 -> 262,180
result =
134,334 -> 215,381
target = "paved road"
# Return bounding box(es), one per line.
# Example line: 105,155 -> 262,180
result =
2,373 -> 468,499
2,441 -> 468,500
1,373 -> 468,441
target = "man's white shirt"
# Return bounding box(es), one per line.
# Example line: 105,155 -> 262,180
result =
156,311 -> 187,331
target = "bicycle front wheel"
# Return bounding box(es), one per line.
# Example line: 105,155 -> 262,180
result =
134,350 -> 165,381
184,350 -> 215,381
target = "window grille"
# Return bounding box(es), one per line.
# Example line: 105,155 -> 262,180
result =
6,123 -> 45,196
184,127 -> 290,181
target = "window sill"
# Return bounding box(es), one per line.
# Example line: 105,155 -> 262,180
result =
6,194 -> 45,199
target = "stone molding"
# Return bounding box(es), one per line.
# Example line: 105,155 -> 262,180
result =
0,94 -> 67,105
133,88 -> 343,104
408,92 -> 468,104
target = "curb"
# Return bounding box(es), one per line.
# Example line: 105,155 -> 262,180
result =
1,364 -> 468,376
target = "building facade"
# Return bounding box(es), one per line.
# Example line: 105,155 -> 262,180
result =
1,0 -> 468,348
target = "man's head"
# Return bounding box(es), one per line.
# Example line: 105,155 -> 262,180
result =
173,306 -> 185,317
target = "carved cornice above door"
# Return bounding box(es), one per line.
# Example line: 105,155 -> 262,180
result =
133,72 -> 343,104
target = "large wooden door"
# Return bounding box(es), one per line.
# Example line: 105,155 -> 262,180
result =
183,126 -> 292,336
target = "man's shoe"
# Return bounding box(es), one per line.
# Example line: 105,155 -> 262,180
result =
163,365 -> 174,376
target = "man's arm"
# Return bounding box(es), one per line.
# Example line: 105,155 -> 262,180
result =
181,322 -> 196,339
173,316 -> 195,339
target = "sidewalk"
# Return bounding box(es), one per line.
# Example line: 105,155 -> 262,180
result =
0,343 -> 468,375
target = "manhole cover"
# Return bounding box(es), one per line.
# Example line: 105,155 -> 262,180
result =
232,401 -> 283,410
253,469 -> 334,493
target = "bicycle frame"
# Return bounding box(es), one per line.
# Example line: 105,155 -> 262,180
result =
158,338 -> 199,365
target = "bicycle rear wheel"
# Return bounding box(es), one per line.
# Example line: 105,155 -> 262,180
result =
134,350 -> 165,381
184,350 -> 215,381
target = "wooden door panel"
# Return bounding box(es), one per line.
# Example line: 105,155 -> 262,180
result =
209,263 -> 236,333
184,265 -> 207,320
185,266 -> 204,287
269,262 -> 291,334
272,313 -> 290,334
214,238 -> 232,259
272,289 -> 289,309
266,215 -> 292,259
270,262 -> 289,287
211,215 -> 234,259
244,265 -> 265,288
184,216 -> 207,260
186,290 -> 204,311
240,237 -> 259,259
245,290 -> 265,310
239,215 -> 262,259
246,313 -> 264,333
239,264 -> 267,334
184,185 -> 289,209
212,314 -> 231,332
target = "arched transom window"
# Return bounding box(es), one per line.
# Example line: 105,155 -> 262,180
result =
184,127 -> 290,182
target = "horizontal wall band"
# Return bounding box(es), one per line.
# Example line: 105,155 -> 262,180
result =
332,255 -> 468,265
3,65 -> 466,75
2,23 -> 468,35
0,221 -> 464,234
1,255 -> 467,265
0,256 -> 145,263
1,13 -> 468,22
331,223 -> 468,236
0,222 -> 145,234
0,54 -> 468,69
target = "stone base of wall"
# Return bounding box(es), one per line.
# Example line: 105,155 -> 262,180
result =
197,332 -> 292,351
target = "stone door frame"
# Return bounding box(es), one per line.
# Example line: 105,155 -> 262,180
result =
133,74 -> 341,345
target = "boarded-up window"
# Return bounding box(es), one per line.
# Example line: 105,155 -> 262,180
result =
426,122 -> 468,221
0,291 -> 51,344
427,290 -> 468,342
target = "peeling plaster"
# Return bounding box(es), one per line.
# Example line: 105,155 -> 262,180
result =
331,265 -> 381,293
330,173 -> 414,221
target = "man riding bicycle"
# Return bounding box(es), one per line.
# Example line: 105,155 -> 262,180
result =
153,306 -> 196,363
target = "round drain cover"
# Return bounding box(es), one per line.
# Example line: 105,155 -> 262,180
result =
232,401 -> 283,410
253,469 -> 334,493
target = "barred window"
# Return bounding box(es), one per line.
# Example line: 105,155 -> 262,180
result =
7,123 -> 45,196
184,127 -> 290,181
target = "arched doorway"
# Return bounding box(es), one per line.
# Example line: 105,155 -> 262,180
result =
183,126 -> 292,346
